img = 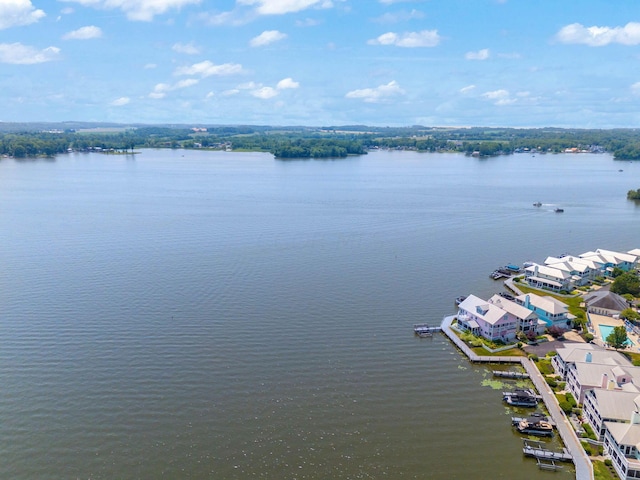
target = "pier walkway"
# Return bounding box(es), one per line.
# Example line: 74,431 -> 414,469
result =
440,315 -> 593,480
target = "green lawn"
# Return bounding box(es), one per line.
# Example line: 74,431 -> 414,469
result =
469,346 -> 526,357
512,283 -> 587,323
593,460 -> 618,479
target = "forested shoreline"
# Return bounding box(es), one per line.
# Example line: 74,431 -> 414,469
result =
2,124 -> 640,160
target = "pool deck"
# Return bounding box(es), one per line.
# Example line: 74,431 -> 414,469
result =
589,313 -> 640,350
440,315 -> 593,480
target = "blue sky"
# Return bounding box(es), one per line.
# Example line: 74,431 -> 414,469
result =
2,0 -> 640,127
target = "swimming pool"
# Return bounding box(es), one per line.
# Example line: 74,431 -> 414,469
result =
599,324 -> 634,346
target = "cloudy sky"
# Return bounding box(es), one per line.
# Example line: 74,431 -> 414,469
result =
3,0 -> 640,127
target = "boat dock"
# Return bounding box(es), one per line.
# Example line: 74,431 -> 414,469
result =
493,370 -> 529,379
536,458 -> 563,471
413,324 -> 442,337
523,439 -> 572,462
439,315 -> 592,479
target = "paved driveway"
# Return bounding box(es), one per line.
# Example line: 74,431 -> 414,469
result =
523,339 -> 581,357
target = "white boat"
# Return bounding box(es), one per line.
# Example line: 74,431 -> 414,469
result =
516,415 -> 553,436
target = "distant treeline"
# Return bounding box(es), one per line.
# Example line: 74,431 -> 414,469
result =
2,125 -> 640,159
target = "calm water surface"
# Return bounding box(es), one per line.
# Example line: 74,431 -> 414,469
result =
1,149 -> 639,479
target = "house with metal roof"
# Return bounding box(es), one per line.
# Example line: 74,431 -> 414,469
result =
523,263 -> 572,292
456,294 -> 517,342
488,294 -> 546,336
551,343 -> 637,403
603,404 -> 640,480
580,249 -> 638,276
583,389 -> 639,440
544,255 -> 602,286
515,292 -> 576,329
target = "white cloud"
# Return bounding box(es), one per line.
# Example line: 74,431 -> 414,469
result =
345,80 -> 405,103
497,52 -> 521,59
144,63 -> 157,69
465,48 -> 489,60
223,89 -> 240,96
251,86 -> 279,99
295,17 -> 320,27
237,81 -> 259,90
172,42 -> 200,54
373,9 -> 424,24
481,89 -> 516,105
556,22 -> 640,46
60,0 -> 201,22
174,78 -> 199,89
0,0 -> 45,30
111,97 -> 130,106
460,85 -> 475,94
237,0 -> 333,15
631,82 -> 640,95
0,43 -> 60,64
276,77 -> 299,89
367,30 -> 440,47
63,26 -> 103,40
149,78 -> 199,98
174,60 -> 244,77
250,30 -> 287,47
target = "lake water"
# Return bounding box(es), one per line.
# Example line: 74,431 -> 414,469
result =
1,149 -> 639,479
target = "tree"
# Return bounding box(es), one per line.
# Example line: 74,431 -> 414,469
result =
611,271 -> 640,296
606,325 -> 629,349
621,308 -> 640,323
548,325 -> 565,338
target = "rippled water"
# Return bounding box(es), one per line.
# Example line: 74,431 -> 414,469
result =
1,149 -> 638,479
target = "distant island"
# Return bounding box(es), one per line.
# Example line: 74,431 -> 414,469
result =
2,123 -> 640,160
628,189 -> 640,200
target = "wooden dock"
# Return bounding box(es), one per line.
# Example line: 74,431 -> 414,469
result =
536,458 -> 563,471
523,440 -> 572,462
493,370 -> 529,379
413,324 -> 442,337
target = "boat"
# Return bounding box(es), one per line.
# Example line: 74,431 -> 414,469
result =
516,415 -> 554,436
503,388 -> 539,407
555,208 -> 564,213
455,295 -> 467,305
505,264 -> 521,273
414,324 -> 433,337
533,202 -> 542,207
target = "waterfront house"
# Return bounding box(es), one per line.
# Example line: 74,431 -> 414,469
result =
567,362 -> 640,404
603,402 -> 640,480
456,294 -> 517,342
583,389 -> 639,440
552,343 -> 639,403
628,248 -> 640,263
523,263 -> 572,292
551,343 -> 599,378
580,249 -> 638,277
544,255 -> 601,286
488,294 -> 546,336
515,293 -> 575,329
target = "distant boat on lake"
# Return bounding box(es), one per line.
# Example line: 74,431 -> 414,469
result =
533,202 -> 542,207
555,208 -> 564,213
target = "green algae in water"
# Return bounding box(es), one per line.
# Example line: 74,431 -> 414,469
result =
481,378 -> 507,390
